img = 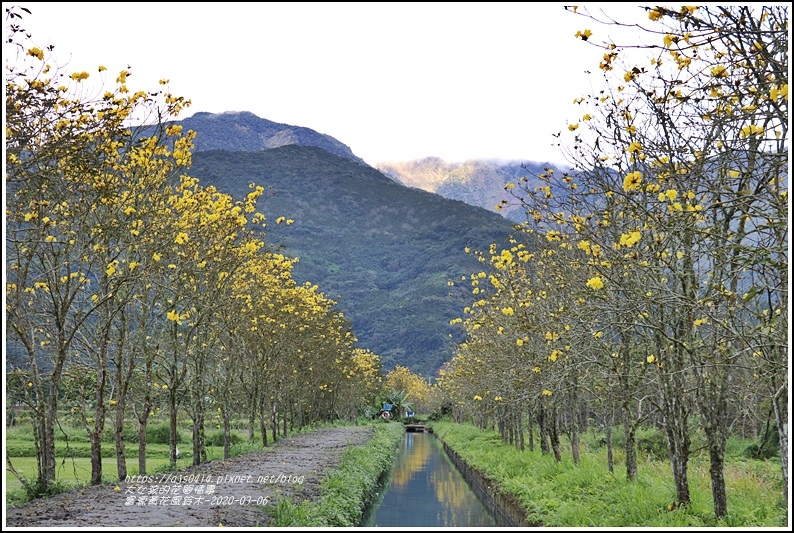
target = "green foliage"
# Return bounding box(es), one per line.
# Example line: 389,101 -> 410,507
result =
146,422 -> 183,445
188,144 -> 514,376
430,421 -> 785,527
101,426 -> 140,443
742,421 -> 781,460
13,475 -> 75,505
636,429 -> 670,461
203,430 -> 243,447
267,422 -> 403,526
267,496 -> 323,527
5,439 -> 174,459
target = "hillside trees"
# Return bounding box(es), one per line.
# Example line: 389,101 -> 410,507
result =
441,5 -> 787,519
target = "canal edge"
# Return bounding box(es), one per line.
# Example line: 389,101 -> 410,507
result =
439,439 -> 538,527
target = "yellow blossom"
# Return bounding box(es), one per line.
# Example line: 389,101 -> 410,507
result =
710,65 -> 728,78
575,29 -> 592,41
27,47 -> 44,60
740,124 -> 764,138
587,277 -> 604,290
619,230 -> 641,247
623,171 -> 642,191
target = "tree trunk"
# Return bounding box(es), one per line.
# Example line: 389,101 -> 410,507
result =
90,356 -> 107,486
606,423 -> 614,474
625,420 -> 637,481
517,411 -> 525,451
620,337 -> 637,481
773,388 -> 788,505
138,416 -> 149,475
223,408 -> 232,460
271,402 -> 279,444
114,399 -> 127,481
43,389 -> 58,487
527,408 -> 534,452
259,396 -> 268,447
136,357 -> 153,475
538,408 -> 551,455
707,435 -> 727,517
664,406 -> 691,506
169,389 -> 179,464
248,387 -> 257,444
114,311 -> 131,481
569,375 -> 581,464
192,391 -> 206,466
549,410 -> 562,462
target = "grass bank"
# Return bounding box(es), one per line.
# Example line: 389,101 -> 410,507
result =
430,421 -> 785,527
266,421 -> 404,526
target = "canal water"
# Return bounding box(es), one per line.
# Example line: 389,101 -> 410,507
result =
362,431 -> 506,527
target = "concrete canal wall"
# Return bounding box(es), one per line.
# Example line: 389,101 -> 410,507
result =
441,440 -> 536,527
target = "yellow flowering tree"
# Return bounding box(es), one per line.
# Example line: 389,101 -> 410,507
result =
5,11 -> 191,491
559,4 -> 788,514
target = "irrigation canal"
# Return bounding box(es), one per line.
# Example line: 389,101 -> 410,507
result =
361,430 -> 514,527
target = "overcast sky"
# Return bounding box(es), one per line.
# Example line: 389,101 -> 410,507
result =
8,2 -> 652,166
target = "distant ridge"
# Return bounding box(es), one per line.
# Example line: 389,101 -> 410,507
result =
181,111 -> 365,164
377,158 -> 570,223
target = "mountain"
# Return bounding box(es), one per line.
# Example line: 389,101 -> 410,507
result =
377,158 -> 569,223
185,141 -> 515,378
182,111 -> 364,164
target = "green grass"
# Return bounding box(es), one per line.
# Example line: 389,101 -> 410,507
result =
430,421 -> 786,527
265,421 -> 404,526
5,417 -> 377,507
5,456 -> 175,505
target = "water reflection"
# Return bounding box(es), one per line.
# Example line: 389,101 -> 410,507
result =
362,432 -> 498,527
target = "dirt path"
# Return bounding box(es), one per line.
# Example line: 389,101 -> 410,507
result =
5,426 -> 373,528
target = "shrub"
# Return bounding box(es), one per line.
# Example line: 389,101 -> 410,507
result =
102,425 -> 139,443
146,422 -> 182,445
204,430 -> 243,447
636,429 -> 669,460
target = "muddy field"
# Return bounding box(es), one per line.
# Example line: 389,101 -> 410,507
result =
5,426 -> 373,528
